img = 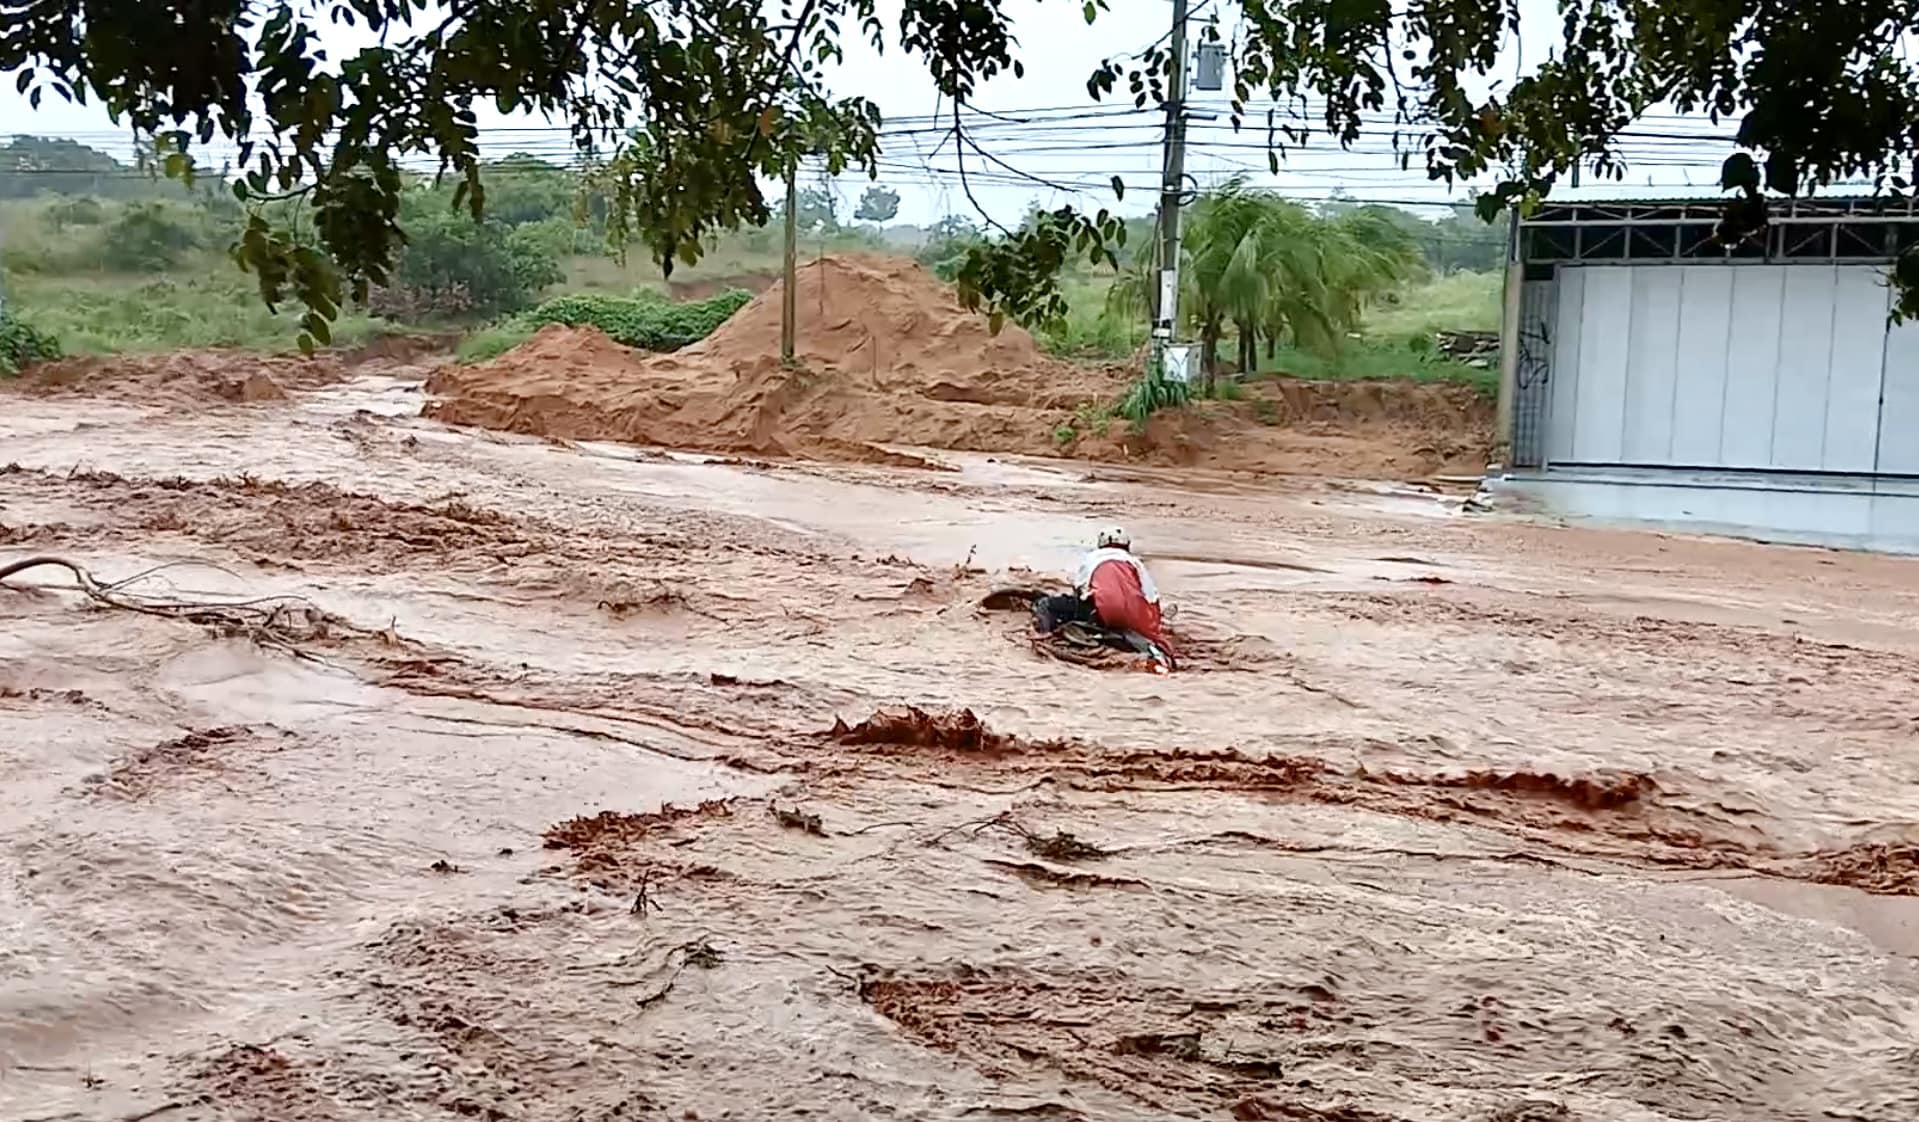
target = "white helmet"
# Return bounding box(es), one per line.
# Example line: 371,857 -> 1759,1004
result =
1096,526 -> 1131,550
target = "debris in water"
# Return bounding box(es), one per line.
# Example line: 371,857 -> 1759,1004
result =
770,804 -> 826,836
1023,828 -> 1110,862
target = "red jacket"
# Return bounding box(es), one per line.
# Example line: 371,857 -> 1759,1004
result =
1086,557 -> 1166,647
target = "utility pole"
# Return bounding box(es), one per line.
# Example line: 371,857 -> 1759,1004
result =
781,165 -> 799,366
1151,0 -> 1190,379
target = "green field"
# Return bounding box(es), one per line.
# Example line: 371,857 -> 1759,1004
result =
1,164 -> 1504,398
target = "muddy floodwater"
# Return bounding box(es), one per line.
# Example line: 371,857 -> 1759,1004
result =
5,367 -> 1919,1122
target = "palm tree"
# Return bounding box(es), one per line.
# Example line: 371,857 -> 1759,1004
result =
1114,181 -> 1427,393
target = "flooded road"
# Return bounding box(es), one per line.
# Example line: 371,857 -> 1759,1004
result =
5,371 -> 1919,1121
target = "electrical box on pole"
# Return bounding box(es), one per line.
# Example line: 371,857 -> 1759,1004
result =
1194,43 -> 1225,92
1151,0 -> 1190,373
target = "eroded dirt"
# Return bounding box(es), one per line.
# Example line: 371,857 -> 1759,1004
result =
4,358 -> 1919,1122
424,254 -> 1494,478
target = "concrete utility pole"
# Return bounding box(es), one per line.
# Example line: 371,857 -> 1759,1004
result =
1151,0 -> 1191,374
781,165 -> 799,366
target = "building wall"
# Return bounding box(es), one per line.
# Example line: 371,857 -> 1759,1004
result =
1539,263 -> 1911,474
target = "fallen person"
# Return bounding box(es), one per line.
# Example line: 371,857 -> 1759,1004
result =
1033,527 -> 1176,671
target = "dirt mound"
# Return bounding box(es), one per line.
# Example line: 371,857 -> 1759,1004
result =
13,350 -> 349,404
425,253 -> 1492,478
6,334 -> 453,407
0,464 -> 539,569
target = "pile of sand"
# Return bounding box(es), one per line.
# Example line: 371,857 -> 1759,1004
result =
426,254 -> 1122,463
9,335 -> 453,407
425,253 -> 1493,478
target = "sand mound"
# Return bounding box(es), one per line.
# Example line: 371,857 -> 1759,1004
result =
12,350 -> 342,404
425,253 -> 1493,477
8,334 -> 453,407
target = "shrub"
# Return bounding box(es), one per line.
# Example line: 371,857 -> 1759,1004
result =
368,282 -> 477,321
383,203 -> 566,317
100,203 -> 204,271
0,310 -> 62,374
509,215 -> 591,259
521,289 -> 752,351
456,289 -> 752,363
40,195 -> 106,229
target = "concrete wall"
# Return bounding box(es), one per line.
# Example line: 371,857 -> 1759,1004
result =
1494,466 -> 1919,553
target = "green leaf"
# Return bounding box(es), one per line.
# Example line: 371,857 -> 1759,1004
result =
14,69 -> 31,94
296,331 -> 316,356
1083,1 -> 1096,22
988,310 -> 1006,335
1110,175 -> 1125,201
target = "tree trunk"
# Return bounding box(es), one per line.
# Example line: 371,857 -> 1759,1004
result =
1236,321 -> 1256,378
1199,316 -> 1223,395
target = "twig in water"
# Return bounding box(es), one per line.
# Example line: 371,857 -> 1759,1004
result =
770,804 -> 826,836
0,555 -> 380,662
630,937 -> 724,1009
631,868 -> 664,917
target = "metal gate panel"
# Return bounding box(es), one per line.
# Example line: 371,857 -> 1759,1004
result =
1545,267 -> 1586,464
1719,268 -> 1789,468
1824,268 -> 1892,472
1770,266 -> 1839,469
1570,268 -> 1634,462
1880,318 -> 1919,475
1670,267 -> 1736,466
1621,268 -> 1684,463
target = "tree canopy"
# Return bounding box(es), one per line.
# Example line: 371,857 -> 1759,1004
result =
1108,180 -> 1425,385
6,0 -> 1919,346
854,184 -> 900,224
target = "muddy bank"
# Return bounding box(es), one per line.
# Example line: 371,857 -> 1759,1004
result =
4,334 -> 451,407
425,254 -> 1493,478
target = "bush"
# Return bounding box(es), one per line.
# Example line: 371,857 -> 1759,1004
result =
100,203 -> 204,271
0,310 -> 62,374
522,289 -> 752,351
40,196 -> 106,229
382,202 -> 566,318
456,289 -> 752,363
509,215 -> 592,259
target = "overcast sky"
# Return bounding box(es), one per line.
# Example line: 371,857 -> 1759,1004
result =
0,0 -> 1749,227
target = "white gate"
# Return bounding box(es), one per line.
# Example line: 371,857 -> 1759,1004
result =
1545,263 -> 1903,474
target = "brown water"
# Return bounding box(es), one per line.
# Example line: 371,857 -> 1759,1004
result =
5,368 -> 1919,1121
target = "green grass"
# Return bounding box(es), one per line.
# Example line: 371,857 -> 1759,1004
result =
1046,266 -> 1502,396
6,259 -> 399,355
1362,269 -> 1503,338
455,319 -> 538,363
1257,338 -> 1497,394
1035,269 -> 1146,360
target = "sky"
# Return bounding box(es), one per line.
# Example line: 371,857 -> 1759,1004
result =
0,0 -> 1754,228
